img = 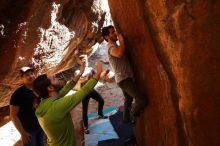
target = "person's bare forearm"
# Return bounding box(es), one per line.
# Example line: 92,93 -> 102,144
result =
11,116 -> 26,135
93,72 -> 101,80
93,60 -> 102,80
79,77 -> 88,84
72,73 -> 82,83
110,34 -> 125,58
118,34 -> 125,56
72,59 -> 86,83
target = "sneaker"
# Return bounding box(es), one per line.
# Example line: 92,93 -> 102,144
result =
98,115 -> 108,119
84,127 -> 90,134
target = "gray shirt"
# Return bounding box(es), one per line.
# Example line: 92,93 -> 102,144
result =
107,42 -> 133,83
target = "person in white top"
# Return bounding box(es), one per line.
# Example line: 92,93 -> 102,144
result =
75,55 -> 108,134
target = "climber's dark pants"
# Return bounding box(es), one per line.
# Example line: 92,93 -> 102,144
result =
118,78 -> 147,122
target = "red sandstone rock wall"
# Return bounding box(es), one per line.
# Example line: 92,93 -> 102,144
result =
108,0 -> 220,146
1,0 -> 220,145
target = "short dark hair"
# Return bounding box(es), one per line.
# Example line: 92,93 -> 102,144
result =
101,25 -> 114,42
33,74 -> 51,99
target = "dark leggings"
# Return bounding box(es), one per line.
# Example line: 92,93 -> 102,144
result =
82,89 -> 104,128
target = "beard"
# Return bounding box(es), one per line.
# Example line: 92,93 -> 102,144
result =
52,84 -> 64,92
51,79 -> 66,92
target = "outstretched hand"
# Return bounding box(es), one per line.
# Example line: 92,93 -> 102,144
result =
72,57 -> 86,83
104,69 -> 110,75
100,69 -> 114,83
118,34 -> 124,44
79,58 -> 86,75
93,60 -> 102,80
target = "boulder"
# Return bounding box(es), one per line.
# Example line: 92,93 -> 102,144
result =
108,0 -> 220,146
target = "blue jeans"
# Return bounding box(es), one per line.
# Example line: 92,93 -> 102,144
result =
23,128 -> 45,146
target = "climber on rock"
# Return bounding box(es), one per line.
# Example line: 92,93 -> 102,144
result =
101,25 -> 148,123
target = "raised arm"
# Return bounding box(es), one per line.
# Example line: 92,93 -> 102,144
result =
109,34 -> 125,58
53,60 -> 102,115
58,59 -> 86,97
58,81 -> 75,97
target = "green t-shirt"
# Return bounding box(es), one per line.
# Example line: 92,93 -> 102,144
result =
35,78 -> 98,146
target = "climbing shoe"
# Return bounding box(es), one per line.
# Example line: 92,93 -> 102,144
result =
84,127 -> 90,134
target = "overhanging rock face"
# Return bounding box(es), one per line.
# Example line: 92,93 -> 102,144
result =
0,1 -> 109,145
1,0 -> 220,145
108,0 -> 220,146
0,0 -> 107,107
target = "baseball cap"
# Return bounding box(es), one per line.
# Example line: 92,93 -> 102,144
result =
20,66 -> 34,75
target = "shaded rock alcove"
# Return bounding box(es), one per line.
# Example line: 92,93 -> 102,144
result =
0,0 -> 220,146
0,0 -> 110,107
0,0 -> 111,145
